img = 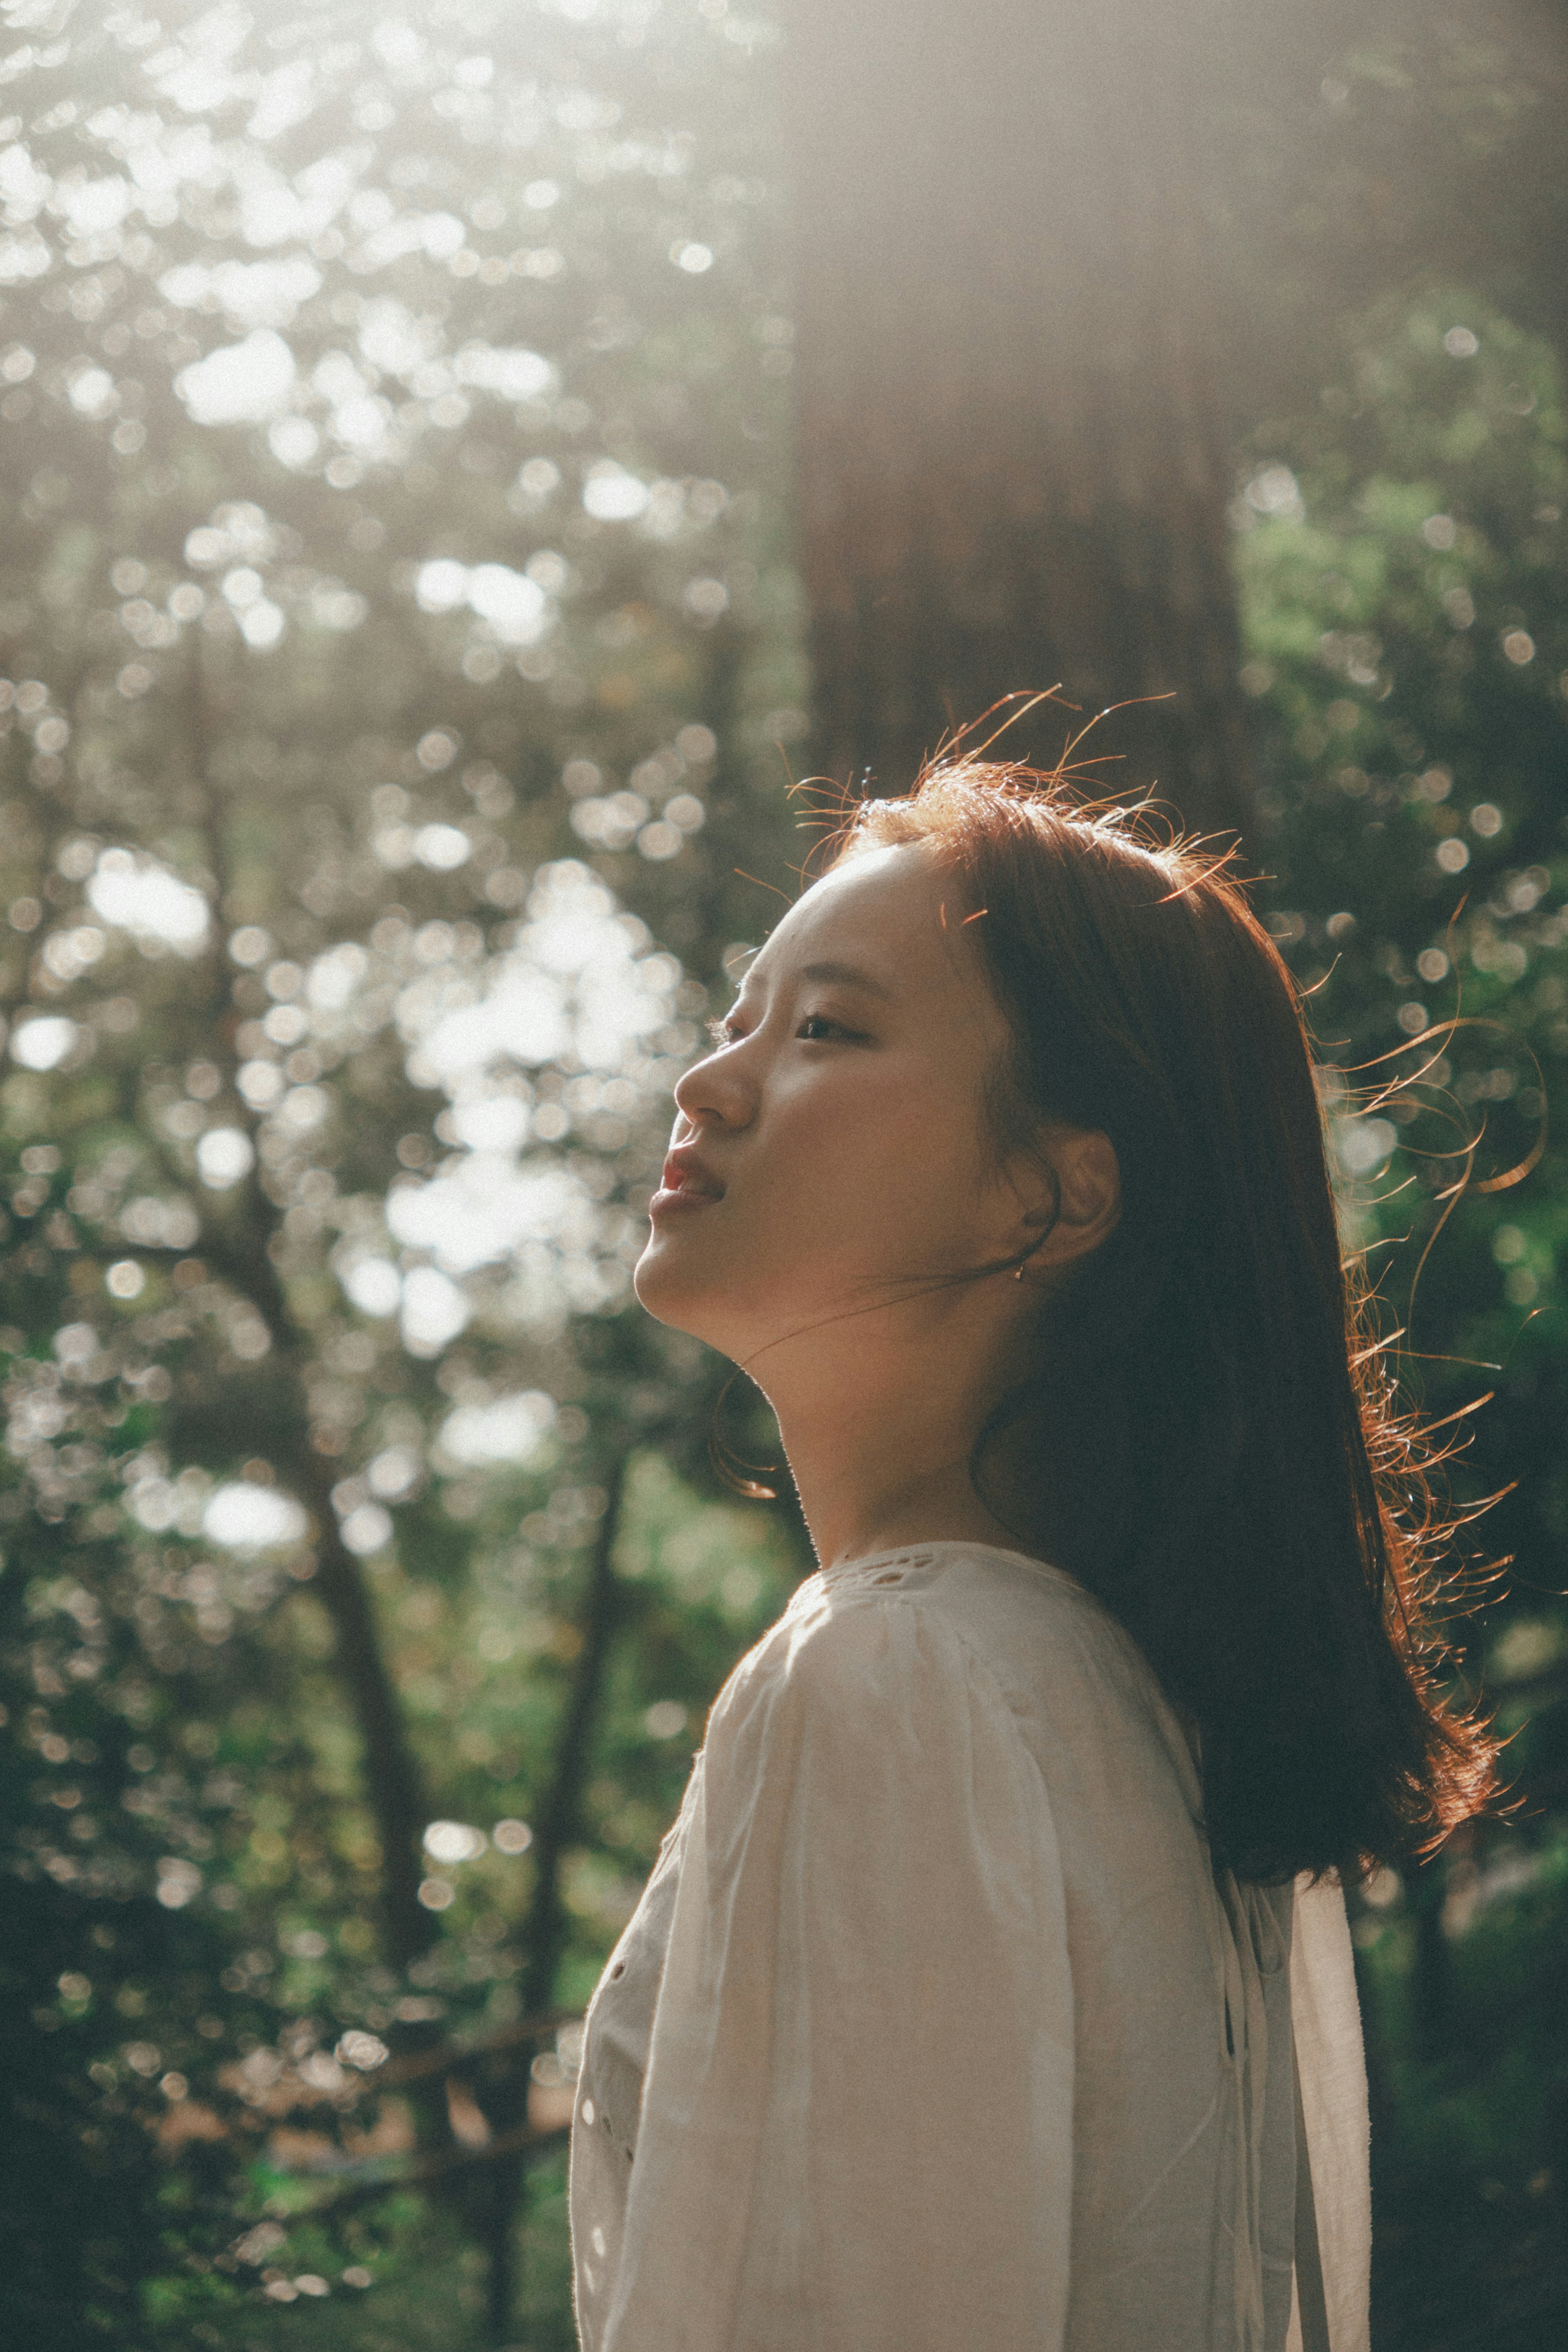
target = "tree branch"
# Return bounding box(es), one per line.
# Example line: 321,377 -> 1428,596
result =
519,1450 -> 631,2020
269,2115 -> 571,2227
174,638 -> 437,1978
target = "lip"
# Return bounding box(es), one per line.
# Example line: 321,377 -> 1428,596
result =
650,1144 -> 726,1217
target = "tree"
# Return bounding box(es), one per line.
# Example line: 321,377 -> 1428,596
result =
1231,281 -> 1568,2348
778,0 -> 1256,834
780,4 -> 1568,2338
778,0 -> 1568,840
1213,0 -> 1568,423
5,0 -> 1567,2341
0,4 -> 805,2341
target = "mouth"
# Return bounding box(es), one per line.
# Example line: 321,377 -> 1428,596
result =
651,1149 -> 726,1215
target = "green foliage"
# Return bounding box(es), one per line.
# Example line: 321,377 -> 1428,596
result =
0,0 -> 1564,2344
0,1 -> 808,2339
1237,280 -> 1568,2343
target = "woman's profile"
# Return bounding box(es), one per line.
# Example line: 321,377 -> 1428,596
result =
567,760 -> 1496,2350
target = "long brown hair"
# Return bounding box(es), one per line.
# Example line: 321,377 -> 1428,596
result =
831,760 -> 1497,1882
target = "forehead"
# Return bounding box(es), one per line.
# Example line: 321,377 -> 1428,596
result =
751,842 -> 958,976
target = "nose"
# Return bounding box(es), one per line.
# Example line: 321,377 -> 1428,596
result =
673,1037 -> 753,1133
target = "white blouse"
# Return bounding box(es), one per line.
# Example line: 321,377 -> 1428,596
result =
568,1541 -> 1371,2351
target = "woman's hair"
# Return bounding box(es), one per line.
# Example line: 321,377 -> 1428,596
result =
829,759 -> 1498,1883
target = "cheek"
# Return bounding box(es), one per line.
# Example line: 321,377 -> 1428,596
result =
773,1068 -> 922,1185
637,1058 -> 998,1340
766,1067 -> 991,1257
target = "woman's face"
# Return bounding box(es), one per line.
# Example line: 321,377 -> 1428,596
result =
634,842 -> 1040,1369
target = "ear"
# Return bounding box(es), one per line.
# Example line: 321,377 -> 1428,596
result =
1023,1127 -> 1121,1272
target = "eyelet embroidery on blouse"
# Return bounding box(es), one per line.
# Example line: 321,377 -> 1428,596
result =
815,1549 -> 935,1592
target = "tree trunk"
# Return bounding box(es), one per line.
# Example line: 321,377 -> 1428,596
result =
181,640 -> 441,1982
780,0 -> 1254,841
474,1452 -> 631,2343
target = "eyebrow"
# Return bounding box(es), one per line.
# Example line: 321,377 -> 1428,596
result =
794,959 -> 891,999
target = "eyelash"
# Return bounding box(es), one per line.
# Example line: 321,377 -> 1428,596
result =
705,1013 -> 860,1047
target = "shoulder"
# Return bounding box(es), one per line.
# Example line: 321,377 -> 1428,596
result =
705,1542 -> 1102,1742
697,1552 -> 1004,1779
707,1542 -> 1187,1788
707,1562 -> 953,1732
691,1556 -> 1078,1904
790,1541 -> 1147,1689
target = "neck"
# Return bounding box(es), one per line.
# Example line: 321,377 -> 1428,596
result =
752,1298 -> 1035,1571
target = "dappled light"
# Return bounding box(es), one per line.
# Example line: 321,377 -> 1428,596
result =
87,849 -> 212,949
8,1012 -> 77,1070
440,1389 -> 558,1467
0,1 -> 794,2336
203,1481 -> 311,1552
0,0 -> 1564,2345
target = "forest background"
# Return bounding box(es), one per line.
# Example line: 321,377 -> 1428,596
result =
2,2 -> 1566,2347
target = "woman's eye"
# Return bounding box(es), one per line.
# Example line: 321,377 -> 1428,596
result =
705,1011 -> 862,1047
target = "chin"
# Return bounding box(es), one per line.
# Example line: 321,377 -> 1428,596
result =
633,1235 -> 715,1335
635,1235 -> 766,1362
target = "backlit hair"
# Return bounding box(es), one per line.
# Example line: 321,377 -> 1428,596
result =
831,760 -> 1497,1881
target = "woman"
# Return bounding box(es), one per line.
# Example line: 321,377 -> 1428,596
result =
568,762 -> 1494,2351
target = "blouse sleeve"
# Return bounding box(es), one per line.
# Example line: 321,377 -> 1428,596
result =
600,1588 -> 1076,2352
